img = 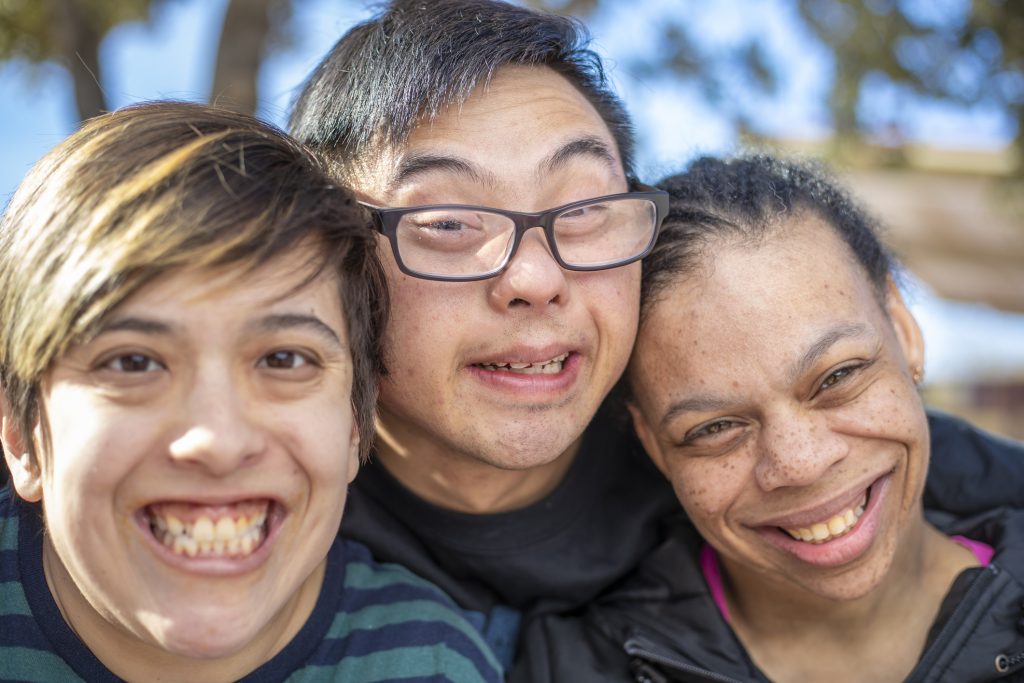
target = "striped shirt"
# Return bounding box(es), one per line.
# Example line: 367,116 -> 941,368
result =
0,488 -> 503,682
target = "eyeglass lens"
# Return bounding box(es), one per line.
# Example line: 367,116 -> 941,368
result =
393,197 -> 657,278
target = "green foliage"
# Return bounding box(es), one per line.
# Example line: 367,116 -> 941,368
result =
526,0 -> 1023,171
798,0 -> 1023,146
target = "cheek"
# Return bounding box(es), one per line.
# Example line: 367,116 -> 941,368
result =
385,277 -> 467,360
669,456 -> 747,523
834,375 -> 925,442
580,267 -> 640,348
280,406 -> 356,482
42,394 -> 156,497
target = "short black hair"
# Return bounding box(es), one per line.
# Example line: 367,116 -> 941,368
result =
644,154 -> 895,319
289,0 -> 635,179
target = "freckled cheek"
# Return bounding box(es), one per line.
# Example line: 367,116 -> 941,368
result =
837,381 -> 924,440
671,461 -> 743,522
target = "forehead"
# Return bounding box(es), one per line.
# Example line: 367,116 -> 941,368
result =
356,65 -> 625,205
635,218 -> 882,384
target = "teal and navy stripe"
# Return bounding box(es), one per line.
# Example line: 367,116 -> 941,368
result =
0,490 -> 502,682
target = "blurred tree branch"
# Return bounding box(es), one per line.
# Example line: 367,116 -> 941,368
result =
0,0 -> 291,121
0,0 -> 158,121
526,0 -> 1024,175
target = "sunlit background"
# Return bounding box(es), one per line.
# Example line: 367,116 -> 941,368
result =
2,0 -> 1022,437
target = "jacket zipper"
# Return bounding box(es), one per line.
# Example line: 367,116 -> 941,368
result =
624,635 -> 748,683
908,564 -> 1003,682
995,650 -> 1024,674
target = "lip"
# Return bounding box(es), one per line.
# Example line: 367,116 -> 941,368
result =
133,496 -> 286,576
466,350 -> 581,396
467,342 -> 577,367
756,472 -> 882,529
756,473 -> 892,568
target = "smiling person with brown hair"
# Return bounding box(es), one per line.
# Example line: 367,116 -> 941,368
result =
0,101 -> 502,683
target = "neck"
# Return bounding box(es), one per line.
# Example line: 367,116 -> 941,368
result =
374,414 -> 581,514
42,538 -> 324,683
722,516 -> 977,683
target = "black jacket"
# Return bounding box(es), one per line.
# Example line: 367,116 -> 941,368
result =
560,507 -> 1024,683
513,424 -> 1024,682
339,409 -> 1024,678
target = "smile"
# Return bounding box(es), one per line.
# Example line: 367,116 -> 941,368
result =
145,500 -> 271,559
475,352 -> 569,375
781,491 -> 867,544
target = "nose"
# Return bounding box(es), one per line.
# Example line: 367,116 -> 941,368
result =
489,226 -> 569,310
168,371 -> 265,476
753,410 -> 848,491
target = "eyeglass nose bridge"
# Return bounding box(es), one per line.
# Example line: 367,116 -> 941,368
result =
495,209 -> 565,277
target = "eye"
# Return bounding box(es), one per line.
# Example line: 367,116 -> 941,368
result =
102,353 -> 164,373
817,363 -> 866,394
259,350 -> 314,370
415,218 -> 465,232
684,418 -> 742,445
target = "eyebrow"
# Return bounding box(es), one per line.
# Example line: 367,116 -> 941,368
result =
93,313 -> 342,348
789,323 -> 871,384
94,316 -> 176,337
391,153 -> 499,191
541,136 -> 618,175
389,135 -> 620,198
247,313 -> 343,348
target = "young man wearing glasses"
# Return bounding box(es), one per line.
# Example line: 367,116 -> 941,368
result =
290,0 -> 1024,678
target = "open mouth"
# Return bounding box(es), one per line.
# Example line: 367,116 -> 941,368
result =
474,352 -> 569,375
144,500 -> 272,559
780,489 -> 869,544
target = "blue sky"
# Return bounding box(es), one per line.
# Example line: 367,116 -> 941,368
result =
2,0 -> 1022,383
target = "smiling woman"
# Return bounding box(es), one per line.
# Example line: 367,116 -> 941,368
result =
0,101 -> 502,683
619,155 -> 1024,683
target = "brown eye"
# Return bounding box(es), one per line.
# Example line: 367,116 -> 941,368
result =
820,366 -> 854,391
260,350 -> 309,369
105,353 -> 163,373
687,419 -> 740,443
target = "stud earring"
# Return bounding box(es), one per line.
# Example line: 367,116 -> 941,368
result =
912,367 -> 924,385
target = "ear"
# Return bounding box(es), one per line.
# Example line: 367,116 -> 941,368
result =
1,393 -> 42,502
627,401 -> 669,478
345,407 -> 362,485
885,277 -> 925,380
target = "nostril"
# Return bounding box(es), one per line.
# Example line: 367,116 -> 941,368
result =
509,297 -> 529,307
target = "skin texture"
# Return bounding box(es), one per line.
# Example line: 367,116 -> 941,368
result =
2,248 -> 360,682
628,215 -> 977,682
349,65 -> 641,513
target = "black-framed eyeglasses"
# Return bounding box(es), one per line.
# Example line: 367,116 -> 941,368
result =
360,184 -> 669,282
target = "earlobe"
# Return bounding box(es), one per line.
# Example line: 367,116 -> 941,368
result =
1,393 -> 43,502
627,402 -> 669,478
885,277 -> 925,379
4,449 -> 43,502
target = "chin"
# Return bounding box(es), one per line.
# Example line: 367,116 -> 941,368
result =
799,559 -> 893,603
150,611 -> 263,660
480,438 -> 573,471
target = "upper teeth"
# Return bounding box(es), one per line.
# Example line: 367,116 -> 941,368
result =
149,509 -> 267,558
782,493 -> 867,543
479,352 -> 568,374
